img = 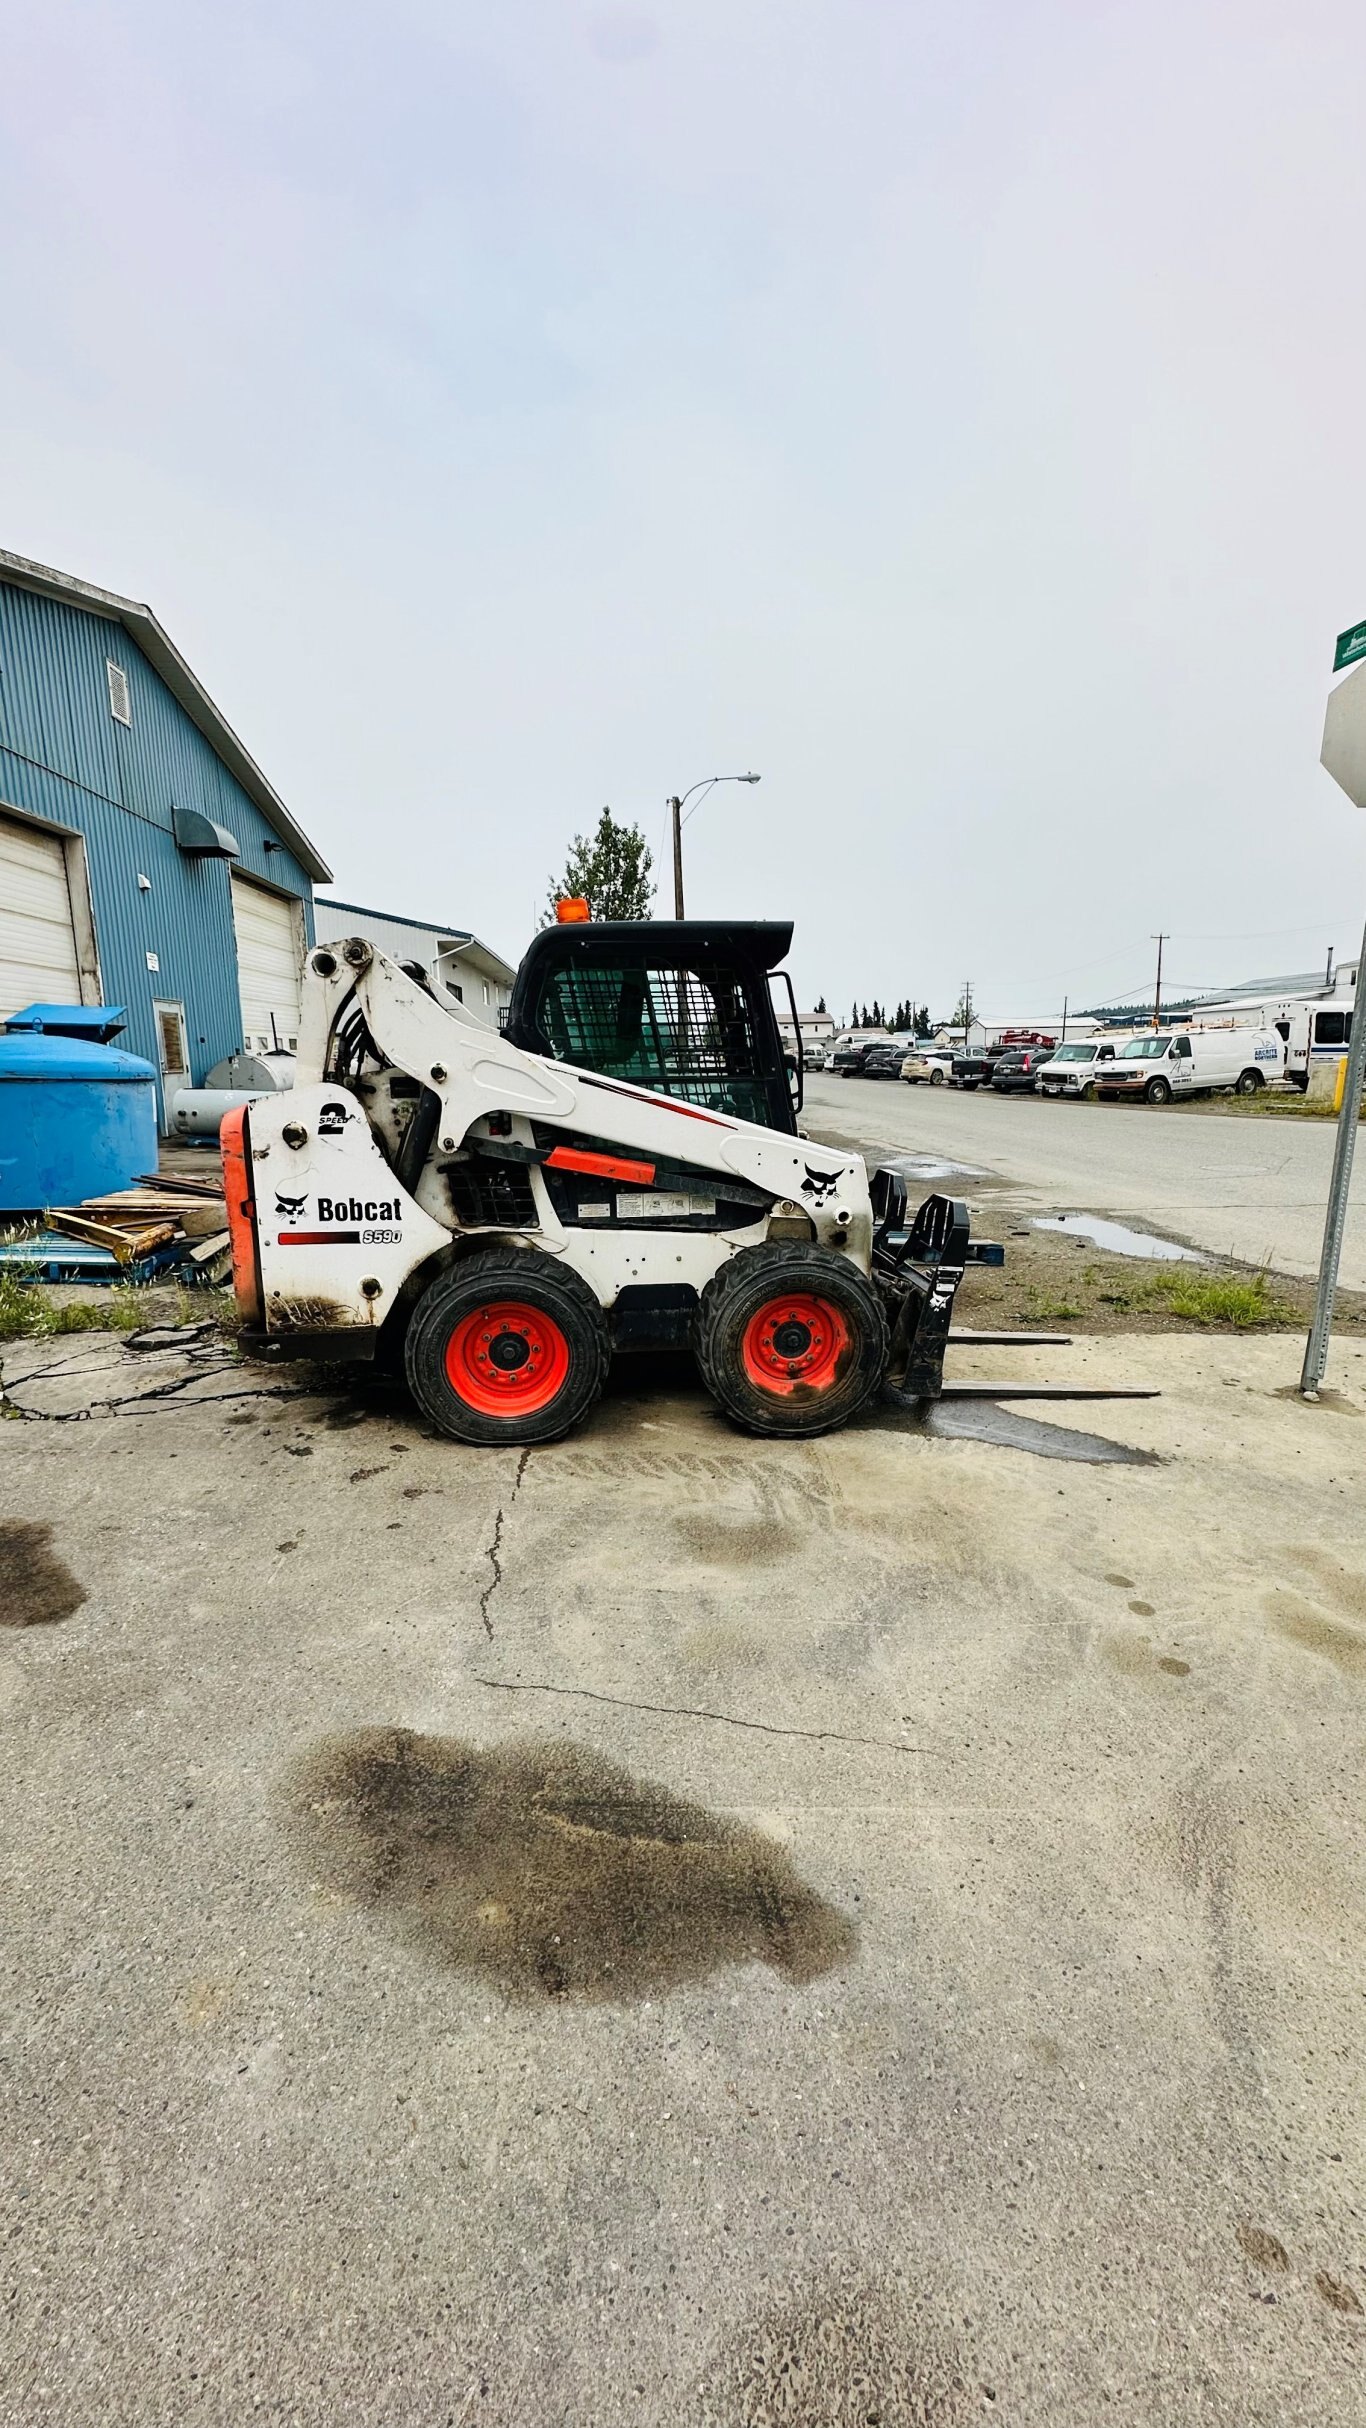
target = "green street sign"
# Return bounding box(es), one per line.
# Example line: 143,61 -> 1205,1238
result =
1334,617 -> 1366,673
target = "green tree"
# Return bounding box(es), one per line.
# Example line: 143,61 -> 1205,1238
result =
915,1005 -> 933,1038
814,994 -> 827,1015
543,807 -> 655,925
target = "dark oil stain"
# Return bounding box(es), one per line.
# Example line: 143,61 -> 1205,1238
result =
0,1520 -> 87,1629
276,1541 -> 298,1554
226,1410 -> 257,1426
1315,2270 -> 1363,2316
401,1484 -> 437,1500
349,1466 -> 387,1484
1157,1656 -> 1190,1677
1265,1591 -> 1366,1678
323,1403 -> 370,1430
1129,1599 -> 1156,1617
1106,1573 -> 1136,1588
284,1729 -> 857,2003
1237,2222 -> 1289,2272
677,1512 -> 788,1567
282,1442 -> 314,1458
694,2274 -> 967,2427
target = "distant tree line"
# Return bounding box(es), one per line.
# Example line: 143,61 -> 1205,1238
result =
844,1000 -> 934,1033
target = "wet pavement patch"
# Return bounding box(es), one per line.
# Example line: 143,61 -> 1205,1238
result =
920,1401 -> 1159,1464
0,1520 -> 87,1629
1032,1213 -> 1204,1262
285,1728 -> 857,2001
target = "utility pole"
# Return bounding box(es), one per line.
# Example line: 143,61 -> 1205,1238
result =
1061,993 -> 1068,1044
1151,933 -> 1169,1028
1326,944 -> 1336,990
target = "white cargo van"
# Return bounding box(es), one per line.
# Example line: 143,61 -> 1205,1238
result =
1095,1027 -> 1285,1104
1285,1000 -> 1354,1091
1035,1038 -> 1123,1098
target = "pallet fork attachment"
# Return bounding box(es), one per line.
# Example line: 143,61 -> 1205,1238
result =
870,1171 -> 1159,1409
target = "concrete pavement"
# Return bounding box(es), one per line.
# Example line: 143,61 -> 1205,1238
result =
3,1322 -> 1365,2424
805,1074 -> 1366,1289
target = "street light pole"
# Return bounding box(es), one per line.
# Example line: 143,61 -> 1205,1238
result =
667,774 -> 760,918
670,796 -> 685,918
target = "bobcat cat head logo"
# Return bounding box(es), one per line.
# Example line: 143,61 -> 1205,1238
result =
275,1191 -> 308,1219
800,1166 -> 838,1203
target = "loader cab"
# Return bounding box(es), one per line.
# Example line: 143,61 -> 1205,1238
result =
504,920 -> 802,1135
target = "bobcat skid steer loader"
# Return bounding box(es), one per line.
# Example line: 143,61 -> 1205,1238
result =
222,923 -> 1002,1446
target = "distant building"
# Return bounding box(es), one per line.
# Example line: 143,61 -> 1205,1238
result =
775,1007 -> 836,1053
0,549 -> 329,1125
313,898 -> 517,1027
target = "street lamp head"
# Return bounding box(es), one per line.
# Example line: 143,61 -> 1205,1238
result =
740,772 -> 761,783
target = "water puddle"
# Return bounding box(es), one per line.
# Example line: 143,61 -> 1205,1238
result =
884,1153 -> 985,1183
1032,1213 -> 1204,1262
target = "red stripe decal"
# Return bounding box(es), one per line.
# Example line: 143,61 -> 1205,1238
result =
279,1230 -> 362,1245
546,1145 -> 656,1184
577,1074 -> 732,1126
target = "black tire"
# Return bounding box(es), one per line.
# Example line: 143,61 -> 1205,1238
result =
1235,1068 -> 1264,1096
693,1243 -> 888,1439
403,1248 -> 611,1446
929,1068 -> 945,1086
959,1080 -> 978,1091
1079,1081 -> 1096,1102
1144,1076 -> 1172,1105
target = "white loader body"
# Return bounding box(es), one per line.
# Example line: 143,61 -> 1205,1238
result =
241,940 -> 872,1343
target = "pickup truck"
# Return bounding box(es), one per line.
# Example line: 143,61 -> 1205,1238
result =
950,1048 -> 1002,1090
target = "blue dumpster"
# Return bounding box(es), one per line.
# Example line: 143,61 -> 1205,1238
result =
0,1006 -> 158,1211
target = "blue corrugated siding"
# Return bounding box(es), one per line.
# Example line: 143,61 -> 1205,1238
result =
0,581 -> 315,1085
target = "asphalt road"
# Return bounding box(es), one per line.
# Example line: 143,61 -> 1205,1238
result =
3,1320 -> 1365,2424
804,1073 -> 1366,1290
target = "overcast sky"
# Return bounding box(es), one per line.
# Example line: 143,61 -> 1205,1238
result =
5,0 -> 1366,1020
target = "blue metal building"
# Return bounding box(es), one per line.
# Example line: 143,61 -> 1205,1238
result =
0,549 -> 330,1124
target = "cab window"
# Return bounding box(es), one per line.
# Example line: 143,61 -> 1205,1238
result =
532,957 -> 775,1124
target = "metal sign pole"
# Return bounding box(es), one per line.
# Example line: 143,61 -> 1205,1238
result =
1300,910 -> 1366,1398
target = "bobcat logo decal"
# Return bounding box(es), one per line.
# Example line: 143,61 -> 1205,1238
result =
275,1191 -> 308,1219
800,1166 -> 838,1204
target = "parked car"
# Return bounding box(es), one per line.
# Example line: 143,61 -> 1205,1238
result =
860,1041 -> 910,1080
1095,1026 -> 1286,1104
1036,1039 -> 1121,1098
900,1048 -> 953,1086
803,1041 -> 829,1070
990,1045 -> 1054,1093
832,1039 -> 886,1077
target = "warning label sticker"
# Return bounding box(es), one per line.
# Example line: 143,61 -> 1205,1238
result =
616,1191 -> 716,1220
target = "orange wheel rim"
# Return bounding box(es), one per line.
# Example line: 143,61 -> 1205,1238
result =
740,1292 -> 848,1394
444,1301 -> 571,1415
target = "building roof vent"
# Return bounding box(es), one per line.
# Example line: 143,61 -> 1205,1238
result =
106,660 -> 131,724
173,803 -> 240,858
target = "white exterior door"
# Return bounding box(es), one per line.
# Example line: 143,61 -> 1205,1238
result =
0,813 -> 82,1017
231,874 -> 304,1053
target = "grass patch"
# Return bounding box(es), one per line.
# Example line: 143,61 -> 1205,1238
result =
1159,1269 -> 1293,1327
0,1258 -> 203,1343
1024,1288 -> 1084,1322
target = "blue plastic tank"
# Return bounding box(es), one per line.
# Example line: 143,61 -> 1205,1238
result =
0,1006 -> 158,1211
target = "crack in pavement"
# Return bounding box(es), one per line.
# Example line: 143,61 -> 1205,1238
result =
478,1508 -> 505,1641
476,1449 -> 533,1641
469,1673 -> 939,1756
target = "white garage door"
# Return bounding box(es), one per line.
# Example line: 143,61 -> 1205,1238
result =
0,814 -> 82,1018
231,874 -> 303,1053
